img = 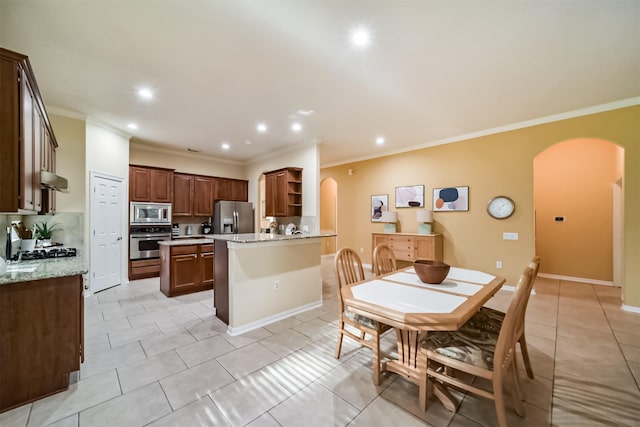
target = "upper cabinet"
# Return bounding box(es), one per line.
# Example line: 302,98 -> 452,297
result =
129,165 -> 173,203
193,176 -> 214,217
172,173 -> 194,216
215,178 -> 248,202
265,167 -> 302,217
0,48 -> 58,213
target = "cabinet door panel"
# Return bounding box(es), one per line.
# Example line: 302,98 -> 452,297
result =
230,180 -> 248,201
274,171 -> 287,216
416,235 -> 443,261
173,174 -> 194,216
201,251 -> 214,287
171,254 -> 199,290
21,71 -> 35,210
265,173 -> 275,217
130,167 -> 151,201
150,170 -> 172,203
215,178 -> 231,201
194,176 -> 214,216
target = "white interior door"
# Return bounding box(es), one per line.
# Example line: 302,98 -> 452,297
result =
91,173 -> 124,293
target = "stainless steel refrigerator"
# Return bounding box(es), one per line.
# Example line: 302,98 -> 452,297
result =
214,201 -> 254,234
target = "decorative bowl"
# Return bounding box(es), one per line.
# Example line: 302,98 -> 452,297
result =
414,260 -> 450,284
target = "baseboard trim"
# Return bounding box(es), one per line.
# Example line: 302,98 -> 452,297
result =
538,273 -> 615,287
226,300 -> 323,336
621,304 -> 640,314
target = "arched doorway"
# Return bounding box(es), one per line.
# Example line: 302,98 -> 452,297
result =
534,139 -> 624,285
320,178 -> 337,255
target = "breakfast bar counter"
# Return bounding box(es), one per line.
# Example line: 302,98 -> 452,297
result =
212,231 -> 335,335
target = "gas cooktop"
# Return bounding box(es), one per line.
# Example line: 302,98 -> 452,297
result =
11,248 -> 77,261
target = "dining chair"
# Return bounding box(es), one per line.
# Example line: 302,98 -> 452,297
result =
372,243 -> 397,276
418,266 -> 534,427
467,256 -> 541,379
334,247 -> 392,385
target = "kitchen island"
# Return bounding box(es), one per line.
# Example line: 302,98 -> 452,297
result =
0,255 -> 87,413
213,232 -> 335,335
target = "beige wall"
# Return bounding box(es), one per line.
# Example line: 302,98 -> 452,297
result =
321,105 -> 640,308
534,139 -> 617,281
320,178 -> 337,255
129,142 -> 245,179
49,114 -> 85,213
227,240 -> 322,333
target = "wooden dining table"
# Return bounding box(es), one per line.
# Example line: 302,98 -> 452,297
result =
341,265 -> 505,411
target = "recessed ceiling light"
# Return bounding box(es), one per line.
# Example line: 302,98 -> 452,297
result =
351,28 -> 370,47
257,123 -> 267,133
298,110 -> 315,116
245,140 -> 253,145
127,123 -> 138,130
221,143 -> 230,150
376,136 -> 385,145
137,88 -> 153,99
291,122 -> 302,132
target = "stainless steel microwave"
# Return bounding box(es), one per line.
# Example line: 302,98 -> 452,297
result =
130,202 -> 172,224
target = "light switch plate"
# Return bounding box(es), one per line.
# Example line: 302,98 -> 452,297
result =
503,232 -> 519,240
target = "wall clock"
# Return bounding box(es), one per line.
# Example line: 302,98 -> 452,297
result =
487,196 -> 515,219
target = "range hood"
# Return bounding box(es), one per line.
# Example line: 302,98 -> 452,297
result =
41,171 -> 69,192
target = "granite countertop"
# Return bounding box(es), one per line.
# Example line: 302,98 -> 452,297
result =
160,231 -> 336,246
0,255 -> 88,285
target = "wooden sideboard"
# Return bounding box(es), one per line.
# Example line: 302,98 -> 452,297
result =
372,233 -> 443,262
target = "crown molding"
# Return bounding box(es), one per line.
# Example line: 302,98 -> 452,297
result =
130,140 -> 245,166
47,106 -> 88,121
322,97 -> 640,169
86,116 -> 132,139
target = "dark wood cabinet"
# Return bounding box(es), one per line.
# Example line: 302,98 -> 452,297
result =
231,179 -> 248,201
172,173 -> 194,216
0,48 -> 58,214
215,178 -> 231,201
194,176 -> 214,216
214,177 -> 248,202
0,275 -> 83,412
160,243 -> 214,297
265,167 -> 302,217
129,258 -> 161,280
129,165 -> 173,203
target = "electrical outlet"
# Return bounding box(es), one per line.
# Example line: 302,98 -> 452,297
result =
274,280 -> 280,291
496,261 -> 503,269
359,247 -> 364,253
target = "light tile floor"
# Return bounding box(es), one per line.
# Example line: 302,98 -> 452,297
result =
2,256 -> 639,426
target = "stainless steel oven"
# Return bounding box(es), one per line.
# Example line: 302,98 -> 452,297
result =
130,202 -> 172,225
129,225 -> 171,260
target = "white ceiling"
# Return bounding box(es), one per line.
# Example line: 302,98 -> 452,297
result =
1,1 -> 639,167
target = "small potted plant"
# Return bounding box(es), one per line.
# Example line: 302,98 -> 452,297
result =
34,221 -> 60,247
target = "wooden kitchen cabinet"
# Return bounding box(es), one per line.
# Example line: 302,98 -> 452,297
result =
214,178 -> 248,202
215,178 -> 231,201
172,173 -> 194,216
0,275 -> 83,412
371,233 -> 443,263
129,165 -> 173,203
0,48 -> 58,214
230,179 -> 248,201
160,243 -> 214,297
193,175 -> 214,216
264,167 -> 302,217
